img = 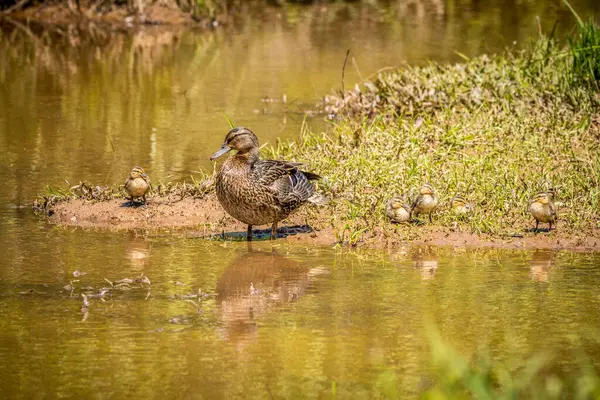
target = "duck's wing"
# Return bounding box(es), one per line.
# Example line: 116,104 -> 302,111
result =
251,160 -> 318,204
549,202 -> 557,219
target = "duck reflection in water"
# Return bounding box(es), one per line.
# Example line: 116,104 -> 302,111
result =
529,250 -> 555,282
126,233 -> 150,272
216,244 -> 319,348
412,247 -> 438,280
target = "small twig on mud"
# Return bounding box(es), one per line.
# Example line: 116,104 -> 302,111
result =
341,49 -> 350,94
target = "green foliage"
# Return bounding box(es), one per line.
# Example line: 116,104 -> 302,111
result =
422,325 -> 600,399
568,20 -> 600,90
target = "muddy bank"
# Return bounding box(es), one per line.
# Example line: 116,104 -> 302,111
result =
44,194 -> 600,251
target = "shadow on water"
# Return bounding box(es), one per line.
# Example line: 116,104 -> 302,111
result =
210,225 -> 314,241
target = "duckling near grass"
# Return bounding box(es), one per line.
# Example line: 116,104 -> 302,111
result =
125,166 -> 150,204
450,195 -> 473,215
528,188 -> 557,232
411,184 -> 439,223
385,196 -> 412,223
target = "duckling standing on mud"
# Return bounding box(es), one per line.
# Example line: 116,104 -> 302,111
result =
411,184 -> 439,223
125,166 -> 151,204
210,127 -> 327,241
385,196 -> 412,223
528,188 -> 557,232
450,195 -> 473,215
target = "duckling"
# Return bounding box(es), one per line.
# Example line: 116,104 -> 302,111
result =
385,196 -> 412,223
450,195 -> 473,215
125,166 -> 150,204
210,127 -> 327,241
411,183 -> 439,223
528,188 -> 557,232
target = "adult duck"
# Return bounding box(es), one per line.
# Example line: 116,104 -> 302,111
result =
210,127 -> 327,240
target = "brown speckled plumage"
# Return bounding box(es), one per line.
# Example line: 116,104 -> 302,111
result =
385,196 -> 411,223
211,127 -> 326,240
411,183 -> 439,223
124,166 -> 150,204
528,188 -> 557,232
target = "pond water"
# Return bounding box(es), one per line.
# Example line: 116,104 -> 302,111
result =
1,1 -> 600,397
1,234 -> 600,397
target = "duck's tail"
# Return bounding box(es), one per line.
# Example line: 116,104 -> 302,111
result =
301,171 -> 322,181
308,192 -> 329,206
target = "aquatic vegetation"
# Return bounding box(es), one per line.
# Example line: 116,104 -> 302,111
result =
265,24 -> 600,244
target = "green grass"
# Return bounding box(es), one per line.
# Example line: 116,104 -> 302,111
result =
569,21 -> 600,91
264,26 -> 600,245
422,324 -> 600,399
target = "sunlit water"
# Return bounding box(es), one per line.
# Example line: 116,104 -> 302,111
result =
1,1 -> 600,397
1,235 -> 600,397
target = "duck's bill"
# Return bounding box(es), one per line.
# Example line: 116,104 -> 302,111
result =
210,143 -> 231,160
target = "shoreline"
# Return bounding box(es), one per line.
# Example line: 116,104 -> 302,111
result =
1,3 -> 211,29
41,194 -> 600,252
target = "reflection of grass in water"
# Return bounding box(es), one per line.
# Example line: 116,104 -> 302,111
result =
422,323 -> 600,399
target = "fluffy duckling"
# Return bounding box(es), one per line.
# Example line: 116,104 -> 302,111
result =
450,195 -> 473,215
411,184 -> 439,223
385,196 -> 412,223
125,166 -> 150,204
528,188 -> 557,232
210,127 -> 326,241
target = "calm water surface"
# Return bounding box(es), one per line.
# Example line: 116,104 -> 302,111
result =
1,1 -> 600,397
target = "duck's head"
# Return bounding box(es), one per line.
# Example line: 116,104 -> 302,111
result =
451,195 -> 466,207
451,195 -> 473,212
129,166 -> 148,179
533,188 -> 556,204
388,196 -> 405,210
420,184 -> 435,195
210,127 -> 259,160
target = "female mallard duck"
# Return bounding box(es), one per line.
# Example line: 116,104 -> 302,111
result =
528,188 -> 557,232
450,195 -> 473,215
125,166 -> 150,204
411,183 -> 439,223
210,127 -> 327,241
385,196 -> 412,223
